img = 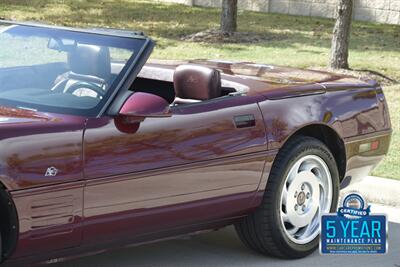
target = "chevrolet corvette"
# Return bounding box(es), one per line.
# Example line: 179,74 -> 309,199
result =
0,21 -> 392,266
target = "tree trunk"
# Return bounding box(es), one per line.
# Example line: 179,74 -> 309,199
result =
330,0 -> 353,69
221,0 -> 237,33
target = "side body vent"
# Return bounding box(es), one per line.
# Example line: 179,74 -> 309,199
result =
10,185 -> 83,258
30,195 -> 75,237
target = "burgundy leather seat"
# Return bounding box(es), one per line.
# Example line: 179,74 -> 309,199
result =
173,64 -> 221,105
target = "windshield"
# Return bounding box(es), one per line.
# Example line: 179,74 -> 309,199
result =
0,23 -> 148,116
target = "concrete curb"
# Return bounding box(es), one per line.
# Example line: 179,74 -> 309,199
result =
370,203 -> 400,223
341,176 -> 400,207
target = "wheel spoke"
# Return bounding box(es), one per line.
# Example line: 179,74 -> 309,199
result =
287,160 -> 301,184
300,223 -> 314,240
287,226 -> 299,235
299,161 -> 318,173
317,179 -> 324,188
310,209 -> 318,220
282,184 -> 288,205
281,212 -> 290,223
301,207 -> 320,238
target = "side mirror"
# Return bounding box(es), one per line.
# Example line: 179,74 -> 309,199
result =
119,92 -> 172,120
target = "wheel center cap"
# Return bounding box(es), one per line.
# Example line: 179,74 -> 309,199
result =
297,191 -> 306,205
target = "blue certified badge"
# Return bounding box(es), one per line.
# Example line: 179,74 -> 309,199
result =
320,192 -> 387,254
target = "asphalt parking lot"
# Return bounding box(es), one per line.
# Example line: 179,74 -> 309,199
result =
54,222 -> 399,267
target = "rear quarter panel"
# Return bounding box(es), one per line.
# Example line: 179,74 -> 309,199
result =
258,81 -> 391,190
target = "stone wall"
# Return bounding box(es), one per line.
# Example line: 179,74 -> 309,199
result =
157,0 -> 400,25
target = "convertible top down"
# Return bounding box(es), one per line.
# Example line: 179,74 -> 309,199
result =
0,21 -> 391,266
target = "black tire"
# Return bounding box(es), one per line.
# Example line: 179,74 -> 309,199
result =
0,231 -> 2,263
235,136 -> 340,259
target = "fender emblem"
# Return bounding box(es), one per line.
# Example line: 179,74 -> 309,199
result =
45,166 -> 59,177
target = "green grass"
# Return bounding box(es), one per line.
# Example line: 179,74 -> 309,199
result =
0,0 -> 399,179
372,85 -> 400,180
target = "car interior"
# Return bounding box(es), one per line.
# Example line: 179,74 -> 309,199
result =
0,43 -> 114,110
0,40 -> 248,113
133,64 -> 229,106
133,64 -> 249,107
52,44 -> 113,99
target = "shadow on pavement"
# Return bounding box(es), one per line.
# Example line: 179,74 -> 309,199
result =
54,223 -> 399,267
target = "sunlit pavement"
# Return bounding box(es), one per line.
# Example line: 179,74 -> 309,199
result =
53,214 -> 400,267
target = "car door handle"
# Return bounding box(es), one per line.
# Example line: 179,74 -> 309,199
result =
233,114 -> 256,128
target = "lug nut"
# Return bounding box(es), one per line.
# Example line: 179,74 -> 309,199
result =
302,205 -> 306,211
301,184 -> 305,190
294,191 -> 298,198
306,192 -> 310,199
294,204 -> 298,211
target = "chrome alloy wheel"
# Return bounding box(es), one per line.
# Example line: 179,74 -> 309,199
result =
280,155 -> 333,244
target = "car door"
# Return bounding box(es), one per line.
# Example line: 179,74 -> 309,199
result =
82,94 -> 268,245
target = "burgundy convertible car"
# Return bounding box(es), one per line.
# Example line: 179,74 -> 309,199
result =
0,21 -> 392,266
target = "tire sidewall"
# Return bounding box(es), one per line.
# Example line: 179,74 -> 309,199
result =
0,231 -> 2,263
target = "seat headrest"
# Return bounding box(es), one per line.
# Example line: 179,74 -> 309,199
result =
173,65 -> 221,101
68,44 -> 111,80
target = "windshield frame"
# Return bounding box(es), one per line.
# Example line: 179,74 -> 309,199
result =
0,20 -> 154,117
